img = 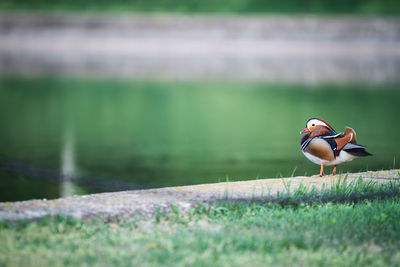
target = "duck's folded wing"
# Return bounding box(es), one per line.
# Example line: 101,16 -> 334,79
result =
334,134 -> 354,151
343,142 -> 365,150
342,142 -> 373,156
321,127 -> 357,151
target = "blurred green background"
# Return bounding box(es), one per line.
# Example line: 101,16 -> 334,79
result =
0,77 -> 399,201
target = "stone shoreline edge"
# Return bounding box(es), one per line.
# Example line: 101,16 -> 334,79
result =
1,169 -> 399,223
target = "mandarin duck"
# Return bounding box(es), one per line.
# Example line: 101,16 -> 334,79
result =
300,118 -> 372,176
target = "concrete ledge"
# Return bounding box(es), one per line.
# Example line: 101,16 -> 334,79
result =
0,169 -> 399,222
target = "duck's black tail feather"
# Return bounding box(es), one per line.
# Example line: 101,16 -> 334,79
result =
343,142 -> 372,157
345,148 -> 373,157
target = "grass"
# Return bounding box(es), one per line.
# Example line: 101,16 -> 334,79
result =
2,177 -> 400,266
270,175 -> 400,205
0,0 -> 400,14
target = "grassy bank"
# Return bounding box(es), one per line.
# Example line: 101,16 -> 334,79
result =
1,198 -> 400,266
0,0 -> 399,14
2,178 -> 400,266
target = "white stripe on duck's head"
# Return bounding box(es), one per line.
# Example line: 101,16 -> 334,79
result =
300,118 -> 336,134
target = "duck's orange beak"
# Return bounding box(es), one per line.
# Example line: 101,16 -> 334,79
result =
300,128 -> 310,134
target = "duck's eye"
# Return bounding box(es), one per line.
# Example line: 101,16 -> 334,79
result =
312,124 -> 315,126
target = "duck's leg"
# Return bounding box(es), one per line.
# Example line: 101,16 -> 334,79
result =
332,165 -> 337,175
319,163 -> 325,177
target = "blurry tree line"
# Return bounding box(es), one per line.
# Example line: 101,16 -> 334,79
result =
1,0 -> 399,14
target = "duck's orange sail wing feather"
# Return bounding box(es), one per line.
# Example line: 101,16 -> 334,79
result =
334,127 -> 357,151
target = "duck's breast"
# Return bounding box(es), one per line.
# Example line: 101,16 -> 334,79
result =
303,138 -> 335,165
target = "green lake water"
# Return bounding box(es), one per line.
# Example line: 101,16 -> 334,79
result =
1,77 -> 399,201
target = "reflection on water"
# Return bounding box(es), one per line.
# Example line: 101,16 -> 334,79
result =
0,77 -> 399,201
60,127 -> 76,197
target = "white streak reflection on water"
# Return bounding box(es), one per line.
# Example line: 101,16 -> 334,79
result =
60,127 -> 77,197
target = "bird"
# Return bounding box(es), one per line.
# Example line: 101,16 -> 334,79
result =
300,118 -> 372,176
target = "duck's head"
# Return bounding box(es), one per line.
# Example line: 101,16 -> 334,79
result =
300,118 -> 335,134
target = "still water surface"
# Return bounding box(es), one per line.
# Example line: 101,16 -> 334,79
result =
0,77 -> 399,201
